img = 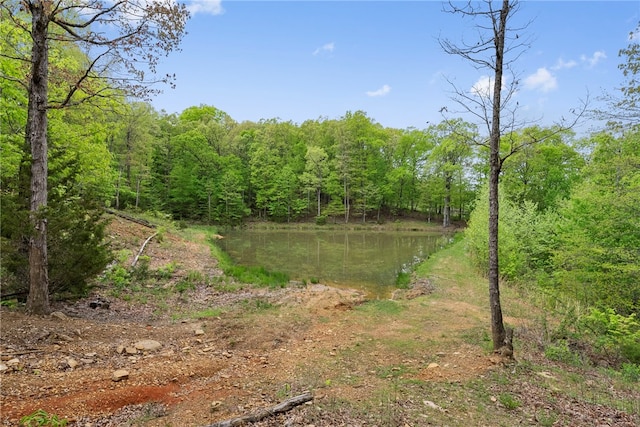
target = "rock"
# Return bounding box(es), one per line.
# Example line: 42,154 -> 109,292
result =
50,311 -> 68,321
67,358 -> 79,369
7,358 -> 20,366
89,298 -> 110,309
125,347 -> 137,355
57,333 -> 74,342
0,363 -> 7,372
194,329 -> 205,336
424,400 -> 445,412
112,369 -> 129,382
427,362 -> 439,369
116,345 -> 125,354
80,358 -> 94,364
537,371 -> 556,380
134,339 -> 162,351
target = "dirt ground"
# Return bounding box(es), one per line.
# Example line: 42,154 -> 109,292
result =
1,216 -> 638,426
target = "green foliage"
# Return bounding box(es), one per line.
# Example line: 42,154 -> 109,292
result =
578,308 -> 640,364
131,256 -> 151,281
395,271 -> 411,288
498,393 -> 521,410
544,340 -> 583,366
242,298 -> 276,311
500,128 -> 584,211
224,265 -> 289,288
20,410 -> 68,427
465,183 -> 558,282
553,129 -> 640,314
102,265 -> 131,289
315,215 -> 327,225
620,363 -> 640,382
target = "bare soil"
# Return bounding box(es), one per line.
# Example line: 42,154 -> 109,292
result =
1,216 -> 638,426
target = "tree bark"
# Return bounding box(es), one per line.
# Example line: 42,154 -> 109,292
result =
26,1 -> 51,315
488,0 -> 509,350
443,173 -> 451,228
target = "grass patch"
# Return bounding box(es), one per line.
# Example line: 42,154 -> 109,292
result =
223,264 -> 289,288
356,299 -> 404,316
395,271 -> 411,288
205,232 -> 289,288
241,298 -> 277,312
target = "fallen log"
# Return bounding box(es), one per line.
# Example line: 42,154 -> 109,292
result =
203,392 -> 313,427
105,208 -> 156,229
132,232 -> 158,267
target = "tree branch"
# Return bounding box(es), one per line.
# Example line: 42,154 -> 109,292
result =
203,392 -> 313,427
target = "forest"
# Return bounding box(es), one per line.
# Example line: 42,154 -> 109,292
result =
1,0 -> 638,368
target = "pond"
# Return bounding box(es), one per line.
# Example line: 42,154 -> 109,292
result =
216,228 -> 448,298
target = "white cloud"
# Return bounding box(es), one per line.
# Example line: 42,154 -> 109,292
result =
523,68 -> 557,93
186,0 -> 224,16
366,84 -> 391,97
551,58 -> 577,70
581,50 -> 606,68
470,75 -> 493,98
313,42 -> 335,56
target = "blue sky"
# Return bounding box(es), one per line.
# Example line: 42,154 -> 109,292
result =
151,1 -> 640,132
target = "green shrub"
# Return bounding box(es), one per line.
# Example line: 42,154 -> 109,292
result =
465,183 -> 558,282
20,409 -> 68,427
131,255 -> 151,281
102,265 -> 131,289
498,393 -> 521,410
315,215 -> 327,226
395,271 -> 411,289
544,340 -> 582,366
578,308 -> 640,364
620,363 -> 640,382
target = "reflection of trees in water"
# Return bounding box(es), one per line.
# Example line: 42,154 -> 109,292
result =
221,230 -> 444,295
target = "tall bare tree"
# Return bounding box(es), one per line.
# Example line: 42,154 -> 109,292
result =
440,1 -> 585,350
439,0 -> 526,350
0,0 -> 189,314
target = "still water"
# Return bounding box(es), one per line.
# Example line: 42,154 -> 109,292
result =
216,229 -> 446,298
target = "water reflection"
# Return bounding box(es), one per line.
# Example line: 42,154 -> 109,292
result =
216,229 -> 445,298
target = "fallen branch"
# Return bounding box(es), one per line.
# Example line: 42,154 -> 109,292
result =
203,392 -> 313,427
105,208 -> 156,229
1,349 -> 44,357
132,232 -> 158,267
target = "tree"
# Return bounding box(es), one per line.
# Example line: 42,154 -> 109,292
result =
301,145 -> 329,217
554,129 -> 640,315
427,119 -> 475,227
441,1 -> 586,349
1,0 -> 189,314
596,23 -> 640,124
440,0 -> 525,350
500,127 -> 584,211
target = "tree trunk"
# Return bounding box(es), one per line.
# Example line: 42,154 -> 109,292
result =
443,173 -> 452,227
115,168 -> 122,209
26,1 -> 51,315
488,0 -> 509,350
135,175 -> 141,208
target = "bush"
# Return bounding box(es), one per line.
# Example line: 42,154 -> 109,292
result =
544,340 -> 582,366
465,183 -> 558,282
578,308 -> 640,364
